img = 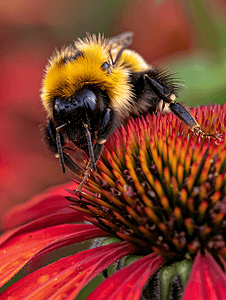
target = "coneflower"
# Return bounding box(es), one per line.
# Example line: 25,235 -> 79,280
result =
1,103 -> 226,300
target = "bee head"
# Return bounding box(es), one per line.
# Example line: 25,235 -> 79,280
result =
52,89 -> 99,128
41,33 -> 136,119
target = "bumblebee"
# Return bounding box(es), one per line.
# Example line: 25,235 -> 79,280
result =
41,32 -> 217,189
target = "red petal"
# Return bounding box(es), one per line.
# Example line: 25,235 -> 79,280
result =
0,209 -> 85,247
182,251 -> 226,300
1,241 -> 136,299
3,182 -> 77,230
0,224 -> 106,288
86,253 -> 165,300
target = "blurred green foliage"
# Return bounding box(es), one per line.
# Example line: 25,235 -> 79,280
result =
164,0 -> 226,106
165,49 -> 226,106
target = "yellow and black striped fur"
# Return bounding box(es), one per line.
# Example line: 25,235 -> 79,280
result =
41,32 -> 216,190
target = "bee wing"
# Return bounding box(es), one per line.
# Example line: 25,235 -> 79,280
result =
107,32 -> 134,65
108,32 -> 134,49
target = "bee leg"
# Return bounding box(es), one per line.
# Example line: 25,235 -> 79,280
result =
169,102 -> 221,140
76,108 -> 116,193
143,74 -> 176,104
43,119 -> 84,174
83,123 -> 96,172
95,107 -> 117,161
75,143 -> 104,192
76,144 -> 105,193
143,75 -> 219,140
169,102 -> 202,134
144,74 -> 198,130
56,123 -> 67,173
76,166 -> 91,193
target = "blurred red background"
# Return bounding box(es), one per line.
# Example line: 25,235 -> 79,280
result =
1,0 -> 226,229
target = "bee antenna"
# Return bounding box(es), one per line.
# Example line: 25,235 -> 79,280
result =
56,123 -> 67,173
83,123 -> 97,172
108,49 -> 114,66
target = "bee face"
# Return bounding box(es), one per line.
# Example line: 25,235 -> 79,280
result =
53,89 -> 99,125
41,32 -> 219,191
51,89 -> 100,148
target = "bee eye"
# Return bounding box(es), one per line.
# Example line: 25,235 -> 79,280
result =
101,62 -> 109,71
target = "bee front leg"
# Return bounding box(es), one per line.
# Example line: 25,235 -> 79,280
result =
76,107 -> 117,193
84,107 -> 117,169
94,107 -> 117,161
43,119 -> 84,174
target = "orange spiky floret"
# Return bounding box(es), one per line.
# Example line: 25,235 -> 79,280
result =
68,103 -> 226,261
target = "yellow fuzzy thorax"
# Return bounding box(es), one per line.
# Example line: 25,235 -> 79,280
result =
41,34 -> 149,117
